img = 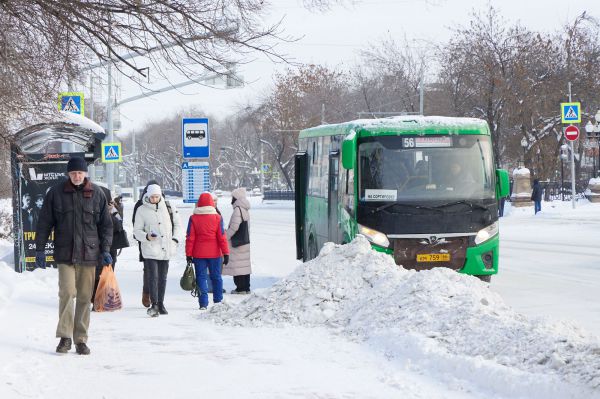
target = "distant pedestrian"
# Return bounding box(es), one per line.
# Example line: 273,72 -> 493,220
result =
35,156 -> 113,355
91,187 -> 129,307
185,192 -> 229,310
133,184 -> 182,317
531,179 -> 543,214
224,188 -> 252,294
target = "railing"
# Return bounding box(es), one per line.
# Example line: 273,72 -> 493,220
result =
263,190 -> 295,201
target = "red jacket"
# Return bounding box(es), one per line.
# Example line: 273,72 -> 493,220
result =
185,193 -> 229,258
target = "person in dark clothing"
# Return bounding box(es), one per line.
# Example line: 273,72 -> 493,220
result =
91,187 -> 130,306
132,180 -> 159,308
531,179 -> 543,214
35,157 -> 113,355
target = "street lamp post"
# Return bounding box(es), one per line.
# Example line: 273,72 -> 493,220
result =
520,137 -> 528,168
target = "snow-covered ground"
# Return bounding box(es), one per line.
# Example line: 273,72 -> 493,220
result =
1,196 -> 599,398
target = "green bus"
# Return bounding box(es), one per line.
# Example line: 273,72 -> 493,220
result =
294,116 -> 510,281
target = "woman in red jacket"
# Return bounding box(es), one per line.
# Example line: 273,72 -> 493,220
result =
185,192 -> 229,309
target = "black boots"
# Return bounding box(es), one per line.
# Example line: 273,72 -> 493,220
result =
158,303 -> 168,315
56,338 -> 72,353
75,343 -> 91,355
56,338 -> 89,355
147,303 -> 159,317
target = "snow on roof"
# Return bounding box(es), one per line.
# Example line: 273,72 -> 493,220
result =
57,111 -> 104,134
208,235 -> 600,390
588,178 -> 600,185
302,115 -> 489,136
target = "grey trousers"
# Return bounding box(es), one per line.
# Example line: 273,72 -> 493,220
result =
56,264 -> 95,344
144,259 -> 169,305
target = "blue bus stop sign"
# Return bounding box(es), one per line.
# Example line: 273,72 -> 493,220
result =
182,118 -> 209,158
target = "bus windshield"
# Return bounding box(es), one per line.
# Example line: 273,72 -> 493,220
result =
358,135 -> 496,202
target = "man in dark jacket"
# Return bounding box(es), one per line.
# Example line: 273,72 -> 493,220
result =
35,157 -> 113,355
531,179 -> 543,214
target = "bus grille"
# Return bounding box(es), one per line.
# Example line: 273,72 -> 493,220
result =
392,237 -> 468,271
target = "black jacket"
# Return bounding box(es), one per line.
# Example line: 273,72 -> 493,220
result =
35,178 -> 113,266
531,181 -> 543,202
99,186 -> 129,251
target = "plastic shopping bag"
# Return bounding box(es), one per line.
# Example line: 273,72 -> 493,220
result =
93,265 -> 123,312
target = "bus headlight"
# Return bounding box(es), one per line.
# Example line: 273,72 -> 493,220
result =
474,221 -> 499,245
358,224 -> 390,248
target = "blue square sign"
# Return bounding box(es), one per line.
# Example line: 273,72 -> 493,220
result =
182,118 -> 209,159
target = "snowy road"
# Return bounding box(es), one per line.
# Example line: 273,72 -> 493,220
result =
493,202 -> 600,333
1,197 -> 599,398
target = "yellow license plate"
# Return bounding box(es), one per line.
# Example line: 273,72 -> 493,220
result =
416,253 -> 450,262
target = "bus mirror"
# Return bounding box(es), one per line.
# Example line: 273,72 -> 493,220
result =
496,169 -> 510,198
341,134 -> 356,169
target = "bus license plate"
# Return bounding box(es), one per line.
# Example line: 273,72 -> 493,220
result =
416,253 -> 450,262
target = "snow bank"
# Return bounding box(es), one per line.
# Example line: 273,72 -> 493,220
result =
209,236 -> 600,389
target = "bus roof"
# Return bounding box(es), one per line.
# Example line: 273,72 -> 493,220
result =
299,115 -> 490,138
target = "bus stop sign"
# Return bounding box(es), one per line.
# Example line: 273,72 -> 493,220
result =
565,125 -> 579,141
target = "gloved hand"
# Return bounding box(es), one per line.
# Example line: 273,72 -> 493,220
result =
35,251 -> 46,269
223,254 -> 229,265
186,256 -> 193,263
101,251 -> 113,266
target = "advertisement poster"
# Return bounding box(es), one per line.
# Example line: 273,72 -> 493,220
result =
18,162 -> 66,271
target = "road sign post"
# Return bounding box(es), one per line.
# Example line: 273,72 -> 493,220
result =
58,92 -> 85,116
101,142 -> 122,163
564,125 -> 579,142
182,161 -> 210,203
182,118 -> 209,159
561,102 -> 581,124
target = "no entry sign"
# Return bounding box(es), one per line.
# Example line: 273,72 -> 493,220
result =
565,125 -> 579,141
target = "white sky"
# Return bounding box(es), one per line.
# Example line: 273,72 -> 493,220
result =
101,0 -> 599,136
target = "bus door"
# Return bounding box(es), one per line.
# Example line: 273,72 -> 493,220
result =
294,152 -> 308,260
328,151 -> 341,244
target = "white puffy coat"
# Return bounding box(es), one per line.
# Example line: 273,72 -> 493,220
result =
223,190 -> 251,276
133,195 -> 182,260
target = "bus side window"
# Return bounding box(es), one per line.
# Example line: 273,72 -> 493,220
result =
344,169 -> 354,214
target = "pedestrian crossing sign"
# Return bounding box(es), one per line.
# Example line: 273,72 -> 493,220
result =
58,92 -> 84,116
101,142 -> 122,163
561,102 -> 581,124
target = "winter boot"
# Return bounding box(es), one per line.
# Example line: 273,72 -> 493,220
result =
157,303 -> 168,315
56,338 -> 72,354
147,304 -> 160,317
142,292 -> 151,308
75,343 -> 91,355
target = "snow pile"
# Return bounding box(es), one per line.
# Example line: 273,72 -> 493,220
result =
209,236 -> 600,388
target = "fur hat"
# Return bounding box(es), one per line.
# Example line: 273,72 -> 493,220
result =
67,157 -> 88,173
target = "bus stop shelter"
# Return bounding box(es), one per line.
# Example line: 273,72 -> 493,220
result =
11,111 -> 105,272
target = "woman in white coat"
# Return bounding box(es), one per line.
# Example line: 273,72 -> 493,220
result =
223,187 -> 252,294
133,184 -> 182,316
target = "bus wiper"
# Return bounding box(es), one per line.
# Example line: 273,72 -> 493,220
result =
434,200 -> 490,211
371,202 -> 437,213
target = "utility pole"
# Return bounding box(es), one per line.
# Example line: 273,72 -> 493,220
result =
419,73 -> 424,116
106,60 -> 115,191
89,74 -> 96,180
321,103 -> 325,124
132,129 -> 138,202
569,82 -> 576,209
